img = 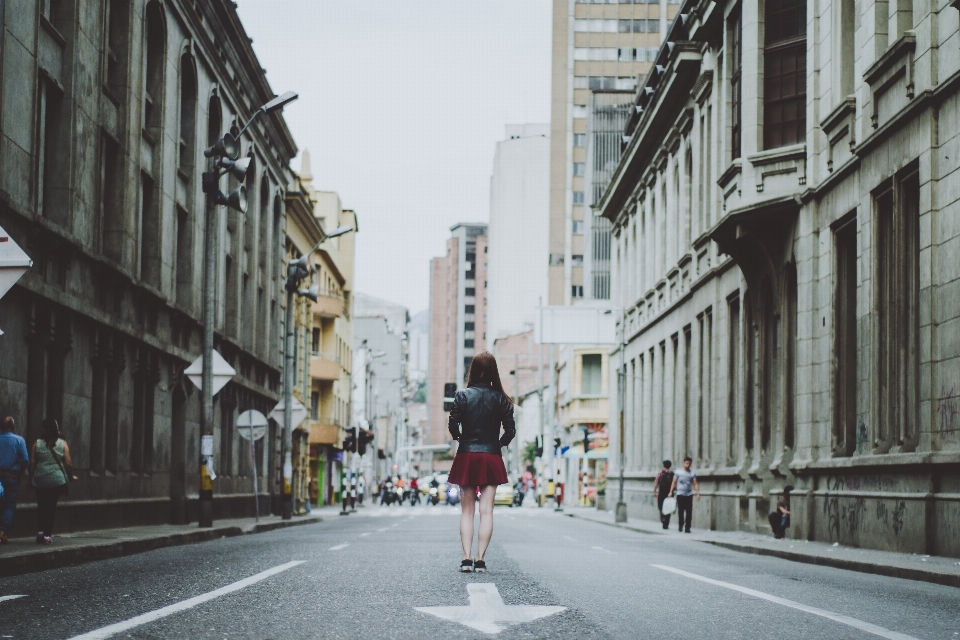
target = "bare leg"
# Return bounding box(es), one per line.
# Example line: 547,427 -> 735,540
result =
459,487 -> 476,561
476,485 -> 496,561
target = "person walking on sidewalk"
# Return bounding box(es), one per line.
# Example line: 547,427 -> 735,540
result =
772,486 -> 793,540
29,419 -> 77,544
447,352 -> 515,573
0,417 -> 30,544
669,456 -> 700,533
653,460 -> 675,530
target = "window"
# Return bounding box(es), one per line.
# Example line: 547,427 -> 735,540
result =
582,354 -> 602,394
312,327 -> 320,353
465,288 -> 476,297
572,220 -> 585,234
219,397 -> 233,477
574,76 -> 588,89
574,19 -> 590,31
573,162 -> 586,176
311,391 -> 320,420
572,285 -> 584,298
103,0 -> 129,100
573,191 -> 585,205
464,339 -> 475,348
465,322 -> 475,330
571,255 -> 584,267
616,77 -> 637,90
618,48 -> 637,62
730,8 -> 742,159
35,76 -> 66,223
99,133 -> 122,259
573,105 -> 587,119
574,133 -> 586,147
465,304 -> 475,313
763,0 -> 807,149
550,253 -> 564,266
875,168 -> 920,452
838,0 -> 855,97
833,216 -> 857,456
647,48 -> 660,62
178,54 -> 197,174
619,19 -> 632,32
727,295 -> 741,461
589,76 -> 617,90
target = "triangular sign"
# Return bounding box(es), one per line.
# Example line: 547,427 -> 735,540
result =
185,350 -> 236,396
269,397 -> 308,430
0,225 -> 32,302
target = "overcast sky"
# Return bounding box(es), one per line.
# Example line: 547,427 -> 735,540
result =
235,1 -> 552,314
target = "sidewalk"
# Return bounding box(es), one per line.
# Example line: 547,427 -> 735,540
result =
564,506 -> 960,588
0,513 -> 322,578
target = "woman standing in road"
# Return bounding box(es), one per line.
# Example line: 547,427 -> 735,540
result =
29,419 -> 77,544
447,352 -> 515,573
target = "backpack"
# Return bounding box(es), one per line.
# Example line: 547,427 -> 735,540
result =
657,471 -> 674,496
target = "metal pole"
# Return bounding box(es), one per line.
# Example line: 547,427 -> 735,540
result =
199,200 -> 217,528
246,413 -> 259,523
615,307 -> 628,523
537,304 -> 545,507
514,353 -> 520,480
281,288 -> 294,520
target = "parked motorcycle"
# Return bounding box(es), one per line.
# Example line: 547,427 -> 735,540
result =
409,489 -> 421,506
394,485 -> 404,505
428,487 -> 439,505
513,487 -> 524,507
380,481 -> 394,506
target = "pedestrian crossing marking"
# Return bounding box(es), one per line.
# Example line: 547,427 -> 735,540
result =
328,543 -> 350,551
416,583 -> 565,635
0,595 -> 26,603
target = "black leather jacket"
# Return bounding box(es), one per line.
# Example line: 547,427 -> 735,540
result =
447,386 -> 515,455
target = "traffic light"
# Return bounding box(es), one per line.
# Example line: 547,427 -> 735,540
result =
343,427 -> 357,453
358,429 -> 374,456
534,435 -> 543,458
583,427 -> 590,454
553,437 -> 561,450
443,382 -> 457,412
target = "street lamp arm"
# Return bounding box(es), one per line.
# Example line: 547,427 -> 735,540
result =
237,91 -> 299,139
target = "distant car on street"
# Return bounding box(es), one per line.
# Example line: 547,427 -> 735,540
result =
494,483 -> 514,507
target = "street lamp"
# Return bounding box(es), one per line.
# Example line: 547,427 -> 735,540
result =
281,223 -> 355,520
198,91 -> 299,528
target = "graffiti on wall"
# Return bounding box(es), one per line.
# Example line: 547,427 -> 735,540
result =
824,475 -> 907,542
938,385 -> 960,444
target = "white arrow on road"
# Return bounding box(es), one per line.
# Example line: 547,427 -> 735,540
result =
416,583 -> 565,635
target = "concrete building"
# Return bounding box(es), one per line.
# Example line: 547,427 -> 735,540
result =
597,0 -> 960,557
492,330 -> 547,478
285,158 -> 357,509
353,295 -> 409,479
548,0 -> 677,305
0,0 -> 296,534
427,224 -> 487,458
486,124 -> 550,344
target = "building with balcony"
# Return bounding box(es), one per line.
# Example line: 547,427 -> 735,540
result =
0,0 -> 297,534
284,154 -> 356,509
598,0 -> 960,557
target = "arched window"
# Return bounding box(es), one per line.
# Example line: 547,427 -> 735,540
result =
175,54 -> 197,307
140,1 -> 165,287
103,0 -> 129,100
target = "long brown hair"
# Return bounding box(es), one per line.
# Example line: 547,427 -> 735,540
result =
466,352 -> 512,405
41,418 -> 60,450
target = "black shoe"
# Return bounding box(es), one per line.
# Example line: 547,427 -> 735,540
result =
662,524 -> 668,530
473,560 -> 486,573
684,529 -> 691,533
460,559 -> 473,573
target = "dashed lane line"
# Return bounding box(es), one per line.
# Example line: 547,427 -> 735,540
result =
0,595 -> 26,603
651,564 -> 919,640
65,561 -> 304,640
328,543 -> 350,551
359,532 -> 371,537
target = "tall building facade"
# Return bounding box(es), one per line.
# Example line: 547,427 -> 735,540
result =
0,0 -> 295,533
427,224 -> 487,453
599,0 -> 960,557
549,0 -> 677,305
487,124 -> 551,343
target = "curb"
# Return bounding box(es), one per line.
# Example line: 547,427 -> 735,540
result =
0,516 -> 321,578
702,540 -> 960,589
564,512 -> 662,535
566,512 -> 960,589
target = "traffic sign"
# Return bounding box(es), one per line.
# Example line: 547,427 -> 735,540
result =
237,409 -> 267,441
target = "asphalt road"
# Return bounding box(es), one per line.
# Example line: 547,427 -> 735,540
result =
0,503 -> 957,639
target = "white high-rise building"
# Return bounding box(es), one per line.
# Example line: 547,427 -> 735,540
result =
486,124 -> 550,343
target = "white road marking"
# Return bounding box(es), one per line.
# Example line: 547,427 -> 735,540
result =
591,546 -> 603,550
359,532 -> 371,537
328,543 -> 350,551
563,536 -> 578,543
0,595 -> 26,603
416,583 -> 565,635
652,565 -> 919,640
377,528 -> 388,532
66,561 -> 304,640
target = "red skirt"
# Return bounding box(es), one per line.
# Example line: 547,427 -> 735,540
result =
448,452 -> 508,488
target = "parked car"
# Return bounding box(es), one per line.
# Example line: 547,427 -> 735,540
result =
494,483 -> 514,507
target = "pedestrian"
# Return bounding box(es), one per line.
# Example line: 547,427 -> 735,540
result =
29,418 -> 77,544
447,351 -> 515,573
669,456 -> 700,533
0,417 -> 30,543
357,473 -> 365,505
772,486 -> 792,540
653,460 -> 675,530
